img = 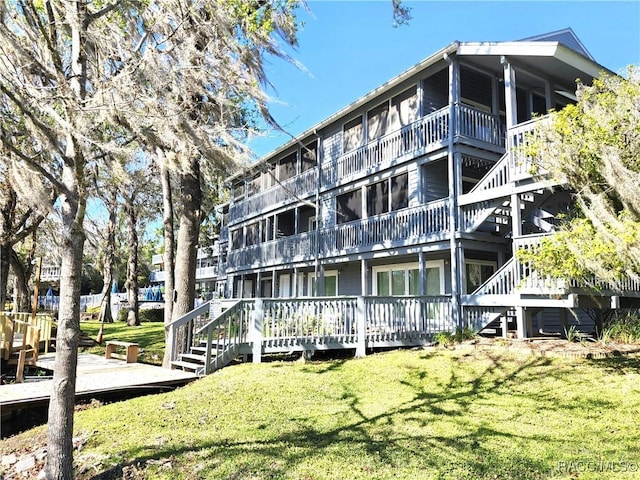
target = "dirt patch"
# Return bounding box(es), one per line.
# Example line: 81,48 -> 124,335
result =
463,336 -> 640,359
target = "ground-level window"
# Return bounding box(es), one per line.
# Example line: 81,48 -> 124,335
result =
308,270 -> 338,297
465,260 -> 497,293
373,261 -> 444,296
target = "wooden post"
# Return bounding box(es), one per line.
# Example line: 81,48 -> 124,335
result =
355,296 -> 366,358
252,298 -> 263,363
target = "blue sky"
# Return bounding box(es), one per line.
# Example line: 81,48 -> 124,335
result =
249,0 -> 640,157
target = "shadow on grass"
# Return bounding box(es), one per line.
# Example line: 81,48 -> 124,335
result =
87,350 -> 616,480
588,352 -> 640,374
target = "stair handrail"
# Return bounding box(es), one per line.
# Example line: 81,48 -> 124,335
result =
470,257 -> 518,296
166,300 -> 213,363
194,300 -> 249,374
465,151 -> 511,197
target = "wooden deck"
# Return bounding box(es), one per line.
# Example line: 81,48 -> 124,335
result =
0,353 -> 198,413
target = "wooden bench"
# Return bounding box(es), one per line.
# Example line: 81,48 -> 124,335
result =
105,340 -> 139,363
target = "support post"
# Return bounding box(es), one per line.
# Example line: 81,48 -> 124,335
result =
355,296 -> 366,358
252,298 -> 263,363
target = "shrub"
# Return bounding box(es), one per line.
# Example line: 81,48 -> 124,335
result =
600,309 -> 640,344
433,331 -> 453,347
139,308 -> 165,323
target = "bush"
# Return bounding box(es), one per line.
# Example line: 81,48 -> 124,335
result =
601,310 -> 640,344
139,308 -> 165,323
116,308 -> 128,323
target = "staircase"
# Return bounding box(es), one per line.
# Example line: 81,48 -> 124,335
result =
168,300 -> 249,375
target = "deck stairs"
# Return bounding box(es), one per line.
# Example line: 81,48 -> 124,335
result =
459,149 -> 554,234
169,300 -> 246,376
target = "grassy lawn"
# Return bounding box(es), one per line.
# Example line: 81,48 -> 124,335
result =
3,345 -> 640,479
79,321 -> 165,365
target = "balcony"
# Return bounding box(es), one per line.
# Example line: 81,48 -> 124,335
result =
321,104 -> 503,187
229,167 -> 318,223
226,200 -> 451,272
229,105 -> 503,225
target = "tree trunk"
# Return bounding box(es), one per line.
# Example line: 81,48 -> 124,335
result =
46,161 -> 86,480
8,250 -> 31,312
159,153 -> 176,368
99,191 -> 117,324
125,193 -> 139,326
0,240 -> 9,310
172,156 -> 201,323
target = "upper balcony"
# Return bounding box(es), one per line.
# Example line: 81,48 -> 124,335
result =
323,104 -> 503,187
229,104 -> 503,225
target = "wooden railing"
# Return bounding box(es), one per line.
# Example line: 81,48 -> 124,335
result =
456,103 -> 505,146
261,297 -> 359,349
226,230 -> 317,272
229,167 -> 318,221
166,301 -> 214,367
193,300 -> 250,374
325,200 -> 450,253
0,312 -> 54,355
365,296 -> 454,343
322,107 -> 451,186
167,295 -> 455,371
462,152 -> 511,201
508,117 -> 550,180
514,234 -> 640,294
227,201 -> 450,271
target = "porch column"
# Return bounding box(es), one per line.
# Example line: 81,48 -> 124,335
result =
293,268 -> 298,297
256,271 -> 262,298
272,269 -> 277,298
361,259 -> 368,296
502,56 -> 518,129
445,53 -> 461,328
544,79 -> 555,113
418,251 -> 426,296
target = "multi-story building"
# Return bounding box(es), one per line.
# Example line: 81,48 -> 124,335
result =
164,29 -> 640,342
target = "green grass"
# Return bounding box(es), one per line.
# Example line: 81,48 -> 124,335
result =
4,347 -> 640,479
80,321 -> 166,365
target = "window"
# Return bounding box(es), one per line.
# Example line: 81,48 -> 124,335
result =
391,173 -> 408,210
367,180 -> 389,216
343,116 -> 363,153
336,190 -> 362,224
245,223 -> 260,246
366,173 -> 408,217
247,174 -> 261,196
373,261 -> 444,296
465,260 -> 496,293
389,86 -> 418,131
278,152 -> 297,181
367,102 -> 389,141
308,271 -> 338,297
301,140 -> 318,172
276,210 -> 295,237
231,229 -> 243,249
233,182 -> 244,201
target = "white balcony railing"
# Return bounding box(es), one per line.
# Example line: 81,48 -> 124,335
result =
229,167 -> 318,221
226,201 -> 450,272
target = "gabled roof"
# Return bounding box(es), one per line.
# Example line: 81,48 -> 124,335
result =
520,27 -> 595,61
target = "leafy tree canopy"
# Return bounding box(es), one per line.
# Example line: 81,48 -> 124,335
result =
519,67 -> 640,290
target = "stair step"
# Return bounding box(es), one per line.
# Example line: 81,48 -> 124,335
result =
180,353 -> 206,362
191,346 -> 218,355
171,360 -> 203,372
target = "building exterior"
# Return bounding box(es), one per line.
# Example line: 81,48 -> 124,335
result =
161,29 -> 640,344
